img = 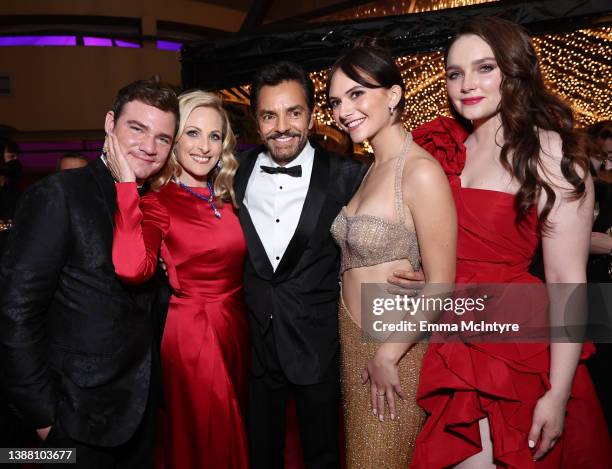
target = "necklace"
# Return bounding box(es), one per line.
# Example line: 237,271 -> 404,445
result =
173,177 -> 221,219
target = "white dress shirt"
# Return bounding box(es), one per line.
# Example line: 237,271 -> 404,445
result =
243,142 -> 315,271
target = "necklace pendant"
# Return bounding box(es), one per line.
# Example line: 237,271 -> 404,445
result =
214,208 -> 222,219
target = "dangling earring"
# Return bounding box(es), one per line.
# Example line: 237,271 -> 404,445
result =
389,105 -> 396,115
216,159 -> 223,170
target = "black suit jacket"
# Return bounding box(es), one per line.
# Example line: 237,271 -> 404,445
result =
235,143 -> 366,385
0,158 -> 159,447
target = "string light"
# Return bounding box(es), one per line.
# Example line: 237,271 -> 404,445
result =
533,28 -> 612,125
220,27 -> 611,153
306,26 -> 612,155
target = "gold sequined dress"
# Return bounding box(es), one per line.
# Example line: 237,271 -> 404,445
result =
330,134 -> 426,469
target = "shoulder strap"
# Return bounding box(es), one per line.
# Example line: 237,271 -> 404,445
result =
394,133 -> 413,223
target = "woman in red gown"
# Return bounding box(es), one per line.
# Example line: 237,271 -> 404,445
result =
107,90 -> 249,469
394,18 -> 611,468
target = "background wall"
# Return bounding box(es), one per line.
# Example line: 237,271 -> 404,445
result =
0,0 -> 246,134
0,47 -> 181,132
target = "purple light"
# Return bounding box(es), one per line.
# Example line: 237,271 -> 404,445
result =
157,40 -> 182,51
0,36 -> 77,46
115,39 -> 141,48
86,140 -> 104,150
83,37 -> 113,47
17,139 -> 100,172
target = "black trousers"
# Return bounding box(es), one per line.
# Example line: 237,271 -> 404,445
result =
247,323 -> 341,469
41,397 -> 156,469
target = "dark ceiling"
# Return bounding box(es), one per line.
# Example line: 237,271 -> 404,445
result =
192,0 -> 360,27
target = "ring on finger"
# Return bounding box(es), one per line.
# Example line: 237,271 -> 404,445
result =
376,390 -> 385,397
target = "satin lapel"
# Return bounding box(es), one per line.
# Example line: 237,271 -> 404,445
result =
238,206 -> 274,280
274,147 -> 330,281
235,146 -> 275,280
89,157 -> 117,229
235,145 -> 264,204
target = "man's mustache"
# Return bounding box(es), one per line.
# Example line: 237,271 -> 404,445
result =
266,131 -> 301,140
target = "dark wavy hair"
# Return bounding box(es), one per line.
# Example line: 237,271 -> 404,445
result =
446,17 -> 589,228
326,37 -> 405,124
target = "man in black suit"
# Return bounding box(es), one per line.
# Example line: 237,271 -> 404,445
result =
0,79 -> 178,468
235,61 -> 366,469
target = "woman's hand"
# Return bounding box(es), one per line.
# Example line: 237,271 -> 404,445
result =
528,389 -> 569,460
361,349 -> 406,422
105,132 -> 136,183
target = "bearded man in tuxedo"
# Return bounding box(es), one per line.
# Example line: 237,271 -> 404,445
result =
0,78 -> 178,468
234,61 -> 366,469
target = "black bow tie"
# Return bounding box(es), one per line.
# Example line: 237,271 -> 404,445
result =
260,165 -> 302,177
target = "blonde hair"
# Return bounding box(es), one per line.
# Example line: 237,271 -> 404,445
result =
150,90 -> 239,207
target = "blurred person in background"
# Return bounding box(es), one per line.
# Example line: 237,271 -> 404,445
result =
0,139 -> 22,255
588,120 -> 612,261
586,119 -> 612,435
57,152 -> 90,171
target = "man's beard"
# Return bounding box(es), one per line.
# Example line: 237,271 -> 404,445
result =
264,130 -> 308,165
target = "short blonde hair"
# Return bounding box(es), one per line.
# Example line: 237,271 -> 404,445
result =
150,90 -> 238,207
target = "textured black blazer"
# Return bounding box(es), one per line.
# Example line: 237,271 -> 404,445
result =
235,143 -> 366,385
0,158 -> 159,447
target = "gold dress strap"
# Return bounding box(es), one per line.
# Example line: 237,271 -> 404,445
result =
394,132 -> 413,224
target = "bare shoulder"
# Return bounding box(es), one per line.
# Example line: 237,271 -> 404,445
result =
403,143 -> 448,189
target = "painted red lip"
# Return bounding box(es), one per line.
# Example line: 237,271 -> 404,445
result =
461,97 -> 484,105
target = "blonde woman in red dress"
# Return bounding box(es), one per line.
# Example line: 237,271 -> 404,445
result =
106,90 -> 249,469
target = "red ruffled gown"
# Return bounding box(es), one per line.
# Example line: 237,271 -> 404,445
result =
410,117 -> 612,468
112,182 -> 249,469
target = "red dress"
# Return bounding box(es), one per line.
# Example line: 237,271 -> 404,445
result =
112,182 -> 249,469
410,118 -> 612,468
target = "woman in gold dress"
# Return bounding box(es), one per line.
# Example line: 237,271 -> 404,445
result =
328,41 -> 457,468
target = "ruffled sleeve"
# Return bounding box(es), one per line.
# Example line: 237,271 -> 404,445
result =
112,183 -> 170,284
412,116 -> 469,182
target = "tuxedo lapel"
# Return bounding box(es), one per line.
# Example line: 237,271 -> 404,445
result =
236,146 -> 275,280
274,146 -> 330,281
89,157 -> 117,229
235,146 -> 263,204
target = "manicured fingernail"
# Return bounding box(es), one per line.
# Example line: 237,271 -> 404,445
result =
528,440 -> 535,448
372,409 -> 377,416
390,414 -> 395,420
379,414 -> 384,421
